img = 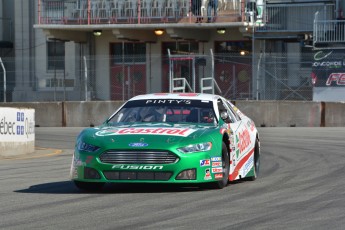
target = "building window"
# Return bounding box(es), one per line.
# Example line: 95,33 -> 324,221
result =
47,40 -> 65,71
300,46 -> 313,68
162,41 -> 199,65
214,41 -> 252,64
162,41 -> 199,54
111,42 -> 146,64
215,41 -> 252,55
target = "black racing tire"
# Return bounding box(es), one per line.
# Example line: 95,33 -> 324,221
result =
247,138 -> 260,181
216,142 -> 230,188
201,142 -> 230,189
73,181 -> 105,192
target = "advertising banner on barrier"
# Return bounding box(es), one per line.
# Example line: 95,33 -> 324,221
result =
312,49 -> 345,102
0,108 -> 35,142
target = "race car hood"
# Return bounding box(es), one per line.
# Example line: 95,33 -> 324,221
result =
77,123 -> 219,150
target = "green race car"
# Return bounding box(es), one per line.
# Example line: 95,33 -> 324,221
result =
70,93 -> 260,191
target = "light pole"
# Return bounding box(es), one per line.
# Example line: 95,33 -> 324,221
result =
252,23 -> 258,100
0,58 -> 6,102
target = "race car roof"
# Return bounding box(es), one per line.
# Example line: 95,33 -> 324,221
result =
129,93 -> 221,102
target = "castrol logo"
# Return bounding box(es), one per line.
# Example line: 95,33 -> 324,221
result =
96,127 -> 196,137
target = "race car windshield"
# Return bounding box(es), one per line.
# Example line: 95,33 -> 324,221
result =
108,99 -> 216,124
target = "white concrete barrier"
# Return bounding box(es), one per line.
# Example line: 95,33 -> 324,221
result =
0,107 -> 35,157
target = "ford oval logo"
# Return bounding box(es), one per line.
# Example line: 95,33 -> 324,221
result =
129,142 -> 149,147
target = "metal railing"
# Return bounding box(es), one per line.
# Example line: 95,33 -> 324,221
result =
37,0 -> 244,25
313,11 -> 345,49
257,3 -> 335,32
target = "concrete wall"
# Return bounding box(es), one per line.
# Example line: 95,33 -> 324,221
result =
324,102 -> 345,127
236,101 -> 322,127
0,102 -> 63,127
1,101 -> 344,127
64,101 -> 124,127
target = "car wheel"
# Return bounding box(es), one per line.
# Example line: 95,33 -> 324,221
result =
247,138 -> 260,181
73,181 -> 105,192
202,142 -> 229,189
216,142 -> 230,188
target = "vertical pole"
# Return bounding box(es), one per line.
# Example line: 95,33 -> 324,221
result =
192,57 -> 195,92
252,24 -> 259,100
168,49 -> 172,92
122,41 -> 125,101
210,49 -> 215,94
0,58 -> 6,102
128,62 -> 131,98
138,0 -> 141,24
257,52 -> 263,100
189,0 -> 192,23
63,45 -> 66,101
54,39 -> 57,101
83,56 -> 88,101
38,0 -> 41,24
87,0 -> 90,25
149,42 -> 152,92
232,65 -> 236,98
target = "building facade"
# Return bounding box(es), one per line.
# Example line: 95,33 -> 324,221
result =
0,0 -> 344,102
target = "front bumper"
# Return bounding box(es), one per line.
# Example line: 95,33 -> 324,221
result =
70,150 -> 224,184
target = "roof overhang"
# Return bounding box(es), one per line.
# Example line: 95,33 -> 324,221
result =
34,22 -> 247,42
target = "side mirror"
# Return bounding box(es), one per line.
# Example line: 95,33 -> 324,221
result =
220,111 -> 229,121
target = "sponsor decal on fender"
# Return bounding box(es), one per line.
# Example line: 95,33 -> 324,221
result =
96,127 -> 196,137
212,167 -> 223,173
215,173 -> 223,179
211,157 -> 221,162
230,147 -> 254,181
200,159 -> 210,167
212,162 -> 222,167
238,128 -> 252,154
204,168 -> 212,180
243,155 -> 254,175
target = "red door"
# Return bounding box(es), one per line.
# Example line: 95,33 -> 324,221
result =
110,64 -> 146,100
215,62 -> 252,99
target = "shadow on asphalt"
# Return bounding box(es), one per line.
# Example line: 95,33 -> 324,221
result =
14,181 -> 217,194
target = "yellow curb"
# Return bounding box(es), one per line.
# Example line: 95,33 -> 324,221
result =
0,147 -> 63,161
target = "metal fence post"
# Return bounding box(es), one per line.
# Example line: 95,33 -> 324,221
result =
0,58 -> 6,102
83,56 -> 88,101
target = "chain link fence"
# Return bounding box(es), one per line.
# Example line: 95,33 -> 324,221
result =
256,52 -> 313,101
0,52 -> 315,102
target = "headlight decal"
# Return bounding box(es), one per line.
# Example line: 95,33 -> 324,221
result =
177,142 -> 212,154
77,141 -> 100,152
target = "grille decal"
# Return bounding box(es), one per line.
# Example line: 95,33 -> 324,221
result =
100,150 -> 179,164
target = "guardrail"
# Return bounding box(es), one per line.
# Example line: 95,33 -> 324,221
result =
37,0 -> 244,25
256,3 -> 335,32
313,11 -> 345,49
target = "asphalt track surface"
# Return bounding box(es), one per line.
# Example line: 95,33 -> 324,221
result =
1,127 -> 345,230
